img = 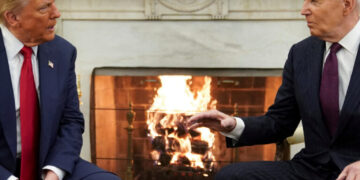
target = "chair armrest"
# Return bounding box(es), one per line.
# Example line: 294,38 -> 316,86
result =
275,124 -> 304,161
286,126 -> 304,145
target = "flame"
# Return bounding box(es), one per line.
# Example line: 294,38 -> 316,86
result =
147,75 -> 217,171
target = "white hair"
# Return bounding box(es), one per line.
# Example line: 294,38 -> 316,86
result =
0,0 -> 29,24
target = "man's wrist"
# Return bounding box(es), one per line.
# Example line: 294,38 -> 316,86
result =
220,117 -> 245,140
42,166 -> 65,180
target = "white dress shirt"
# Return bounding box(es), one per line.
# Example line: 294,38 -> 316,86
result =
223,19 -> 360,141
0,25 -> 66,180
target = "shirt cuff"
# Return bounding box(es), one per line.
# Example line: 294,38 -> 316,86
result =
7,175 -> 18,180
220,117 -> 245,140
42,165 -> 66,180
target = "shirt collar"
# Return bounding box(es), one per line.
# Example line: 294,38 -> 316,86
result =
0,24 -> 38,61
325,20 -> 360,55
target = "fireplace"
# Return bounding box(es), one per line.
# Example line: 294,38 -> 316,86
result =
90,67 -> 282,179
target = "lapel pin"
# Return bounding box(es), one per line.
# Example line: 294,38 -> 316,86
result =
48,60 -> 54,69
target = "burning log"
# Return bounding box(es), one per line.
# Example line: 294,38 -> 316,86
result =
152,136 -> 180,153
202,153 -> 215,170
168,138 -> 181,152
159,153 -> 172,166
152,136 -> 166,152
155,123 -> 175,135
175,120 -> 187,138
189,129 -> 201,138
191,140 -> 209,155
176,156 -> 191,166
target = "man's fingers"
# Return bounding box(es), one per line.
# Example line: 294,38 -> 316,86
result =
187,122 -> 201,130
337,167 -> 348,180
337,173 -> 346,180
346,172 -> 354,180
187,112 -> 213,126
186,110 -> 226,131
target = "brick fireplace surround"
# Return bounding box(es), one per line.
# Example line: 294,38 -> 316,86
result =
90,67 -> 282,178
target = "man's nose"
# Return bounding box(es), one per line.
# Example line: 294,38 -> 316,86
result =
51,3 -> 61,19
301,0 -> 310,16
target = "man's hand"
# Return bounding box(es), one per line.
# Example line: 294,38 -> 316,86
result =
186,110 -> 236,132
337,161 -> 360,180
44,170 -> 59,180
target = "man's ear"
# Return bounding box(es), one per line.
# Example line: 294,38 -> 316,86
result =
3,11 -> 19,27
343,0 -> 356,15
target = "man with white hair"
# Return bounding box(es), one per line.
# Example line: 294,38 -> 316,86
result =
188,0 -> 360,179
0,0 -> 120,179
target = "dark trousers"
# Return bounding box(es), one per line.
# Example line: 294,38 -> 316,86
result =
215,159 -> 340,180
13,158 -> 120,180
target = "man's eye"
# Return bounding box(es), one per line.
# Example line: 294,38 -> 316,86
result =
39,4 -> 51,12
311,0 -> 320,4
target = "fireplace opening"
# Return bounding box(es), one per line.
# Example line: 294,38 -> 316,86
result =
90,67 -> 282,179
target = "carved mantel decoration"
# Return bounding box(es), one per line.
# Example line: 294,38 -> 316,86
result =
159,0 -> 216,12
145,0 -> 229,20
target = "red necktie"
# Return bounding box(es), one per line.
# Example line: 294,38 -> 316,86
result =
19,46 -> 39,180
320,43 -> 342,136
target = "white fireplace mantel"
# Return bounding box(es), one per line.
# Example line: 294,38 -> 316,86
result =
55,0 -> 309,161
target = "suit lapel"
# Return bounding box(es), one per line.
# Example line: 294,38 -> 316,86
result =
333,45 -> 360,140
0,29 -> 17,159
305,38 -> 332,140
37,43 -> 58,165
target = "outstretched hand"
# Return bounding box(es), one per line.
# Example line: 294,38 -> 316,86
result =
337,161 -> 360,180
186,110 -> 236,133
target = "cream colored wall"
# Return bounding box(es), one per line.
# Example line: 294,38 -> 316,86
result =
54,0 -> 308,161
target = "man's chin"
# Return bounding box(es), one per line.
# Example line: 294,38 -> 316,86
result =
25,35 -> 56,47
42,34 -> 56,42
309,29 -> 321,37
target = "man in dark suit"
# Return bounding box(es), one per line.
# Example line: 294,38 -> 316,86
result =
188,0 -> 360,179
0,0 -> 120,179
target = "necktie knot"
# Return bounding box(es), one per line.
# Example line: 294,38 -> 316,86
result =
20,46 -> 33,59
330,43 -> 342,54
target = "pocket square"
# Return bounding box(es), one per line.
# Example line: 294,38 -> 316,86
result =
48,60 -> 54,68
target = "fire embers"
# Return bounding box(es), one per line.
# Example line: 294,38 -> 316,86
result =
146,76 -> 216,171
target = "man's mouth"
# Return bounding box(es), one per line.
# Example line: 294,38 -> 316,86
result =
48,25 -> 55,32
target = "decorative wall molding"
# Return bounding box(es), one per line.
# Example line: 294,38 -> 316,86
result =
57,0 -> 303,21
145,0 -> 228,20
158,0 -> 216,12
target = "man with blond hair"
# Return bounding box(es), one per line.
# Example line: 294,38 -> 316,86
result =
188,0 -> 360,179
0,0 -> 120,179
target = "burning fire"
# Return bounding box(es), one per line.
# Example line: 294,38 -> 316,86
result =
147,76 -> 217,171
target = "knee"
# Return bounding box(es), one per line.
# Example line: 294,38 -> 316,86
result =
82,172 -> 121,180
215,163 -> 250,180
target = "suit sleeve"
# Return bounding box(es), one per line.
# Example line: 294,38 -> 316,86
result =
0,166 -> 12,180
43,48 -> 84,174
227,44 -> 302,147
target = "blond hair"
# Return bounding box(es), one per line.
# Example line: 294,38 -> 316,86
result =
0,0 -> 28,24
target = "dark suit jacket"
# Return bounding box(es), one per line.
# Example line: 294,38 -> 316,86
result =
0,28 -> 84,179
227,36 -> 360,170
